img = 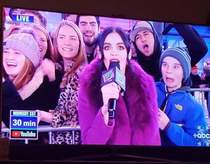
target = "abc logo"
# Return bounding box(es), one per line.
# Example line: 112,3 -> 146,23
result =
194,133 -> 210,139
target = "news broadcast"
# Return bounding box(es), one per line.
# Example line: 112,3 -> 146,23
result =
1,7 -> 210,147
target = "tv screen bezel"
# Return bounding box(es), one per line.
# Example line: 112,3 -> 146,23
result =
1,0 -> 210,162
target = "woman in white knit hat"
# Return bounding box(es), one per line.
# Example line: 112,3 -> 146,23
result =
2,24 -> 64,144
2,32 -> 41,127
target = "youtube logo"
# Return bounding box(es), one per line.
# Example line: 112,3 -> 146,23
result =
11,131 -> 21,138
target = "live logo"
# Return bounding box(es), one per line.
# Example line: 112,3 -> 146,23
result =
12,14 -> 34,23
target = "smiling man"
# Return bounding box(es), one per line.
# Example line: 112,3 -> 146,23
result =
76,15 -> 100,63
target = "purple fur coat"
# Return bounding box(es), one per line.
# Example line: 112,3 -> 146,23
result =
78,59 -> 160,145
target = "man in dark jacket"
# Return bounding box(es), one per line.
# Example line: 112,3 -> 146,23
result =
129,21 -> 208,81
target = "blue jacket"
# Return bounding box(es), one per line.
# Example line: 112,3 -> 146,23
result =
156,81 -> 209,146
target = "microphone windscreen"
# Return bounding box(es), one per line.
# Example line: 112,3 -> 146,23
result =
109,60 -> 120,69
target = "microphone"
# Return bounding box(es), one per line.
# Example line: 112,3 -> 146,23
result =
101,60 -> 125,92
101,60 -> 126,123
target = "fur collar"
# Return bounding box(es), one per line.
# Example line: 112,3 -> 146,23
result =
80,58 -> 158,127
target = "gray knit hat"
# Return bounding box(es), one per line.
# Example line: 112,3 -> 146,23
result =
3,33 -> 40,67
129,21 -> 153,42
159,47 -> 191,81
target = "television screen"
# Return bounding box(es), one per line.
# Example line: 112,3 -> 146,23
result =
1,1 -> 210,161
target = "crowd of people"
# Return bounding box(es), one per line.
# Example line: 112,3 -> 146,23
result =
1,8 -> 210,146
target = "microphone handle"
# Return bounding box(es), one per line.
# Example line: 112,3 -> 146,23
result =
108,98 -> 117,125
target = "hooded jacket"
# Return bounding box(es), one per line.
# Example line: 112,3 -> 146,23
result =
133,21 -> 162,81
156,81 -> 209,146
78,58 -> 161,145
133,23 -> 208,81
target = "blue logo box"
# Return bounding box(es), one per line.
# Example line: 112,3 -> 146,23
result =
10,110 -> 38,140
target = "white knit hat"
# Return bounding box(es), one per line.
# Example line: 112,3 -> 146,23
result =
3,33 -> 41,67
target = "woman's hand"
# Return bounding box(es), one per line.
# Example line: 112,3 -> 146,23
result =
101,82 -> 120,106
158,109 -> 170,130
37,110 -> 53,123
41,59 -> 55,81
101,82 -> 120,125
